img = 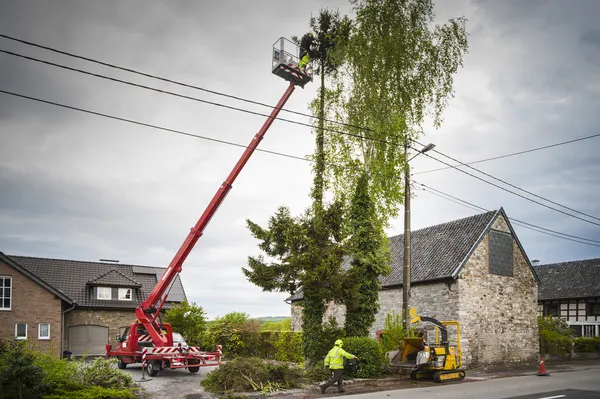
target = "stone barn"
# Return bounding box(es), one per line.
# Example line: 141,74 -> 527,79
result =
287,208 -> 540,367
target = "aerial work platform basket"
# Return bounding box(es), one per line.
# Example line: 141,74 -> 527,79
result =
272,37 -> 313,88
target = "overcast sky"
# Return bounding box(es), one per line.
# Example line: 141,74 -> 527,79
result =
1,0 -> 599,320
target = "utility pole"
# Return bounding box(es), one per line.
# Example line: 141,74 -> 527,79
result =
402,140 -> 412,333
402,141 -> 436,334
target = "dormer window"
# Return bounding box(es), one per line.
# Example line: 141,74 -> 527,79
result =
97,286 -> 111,300
118,288 -> 132,301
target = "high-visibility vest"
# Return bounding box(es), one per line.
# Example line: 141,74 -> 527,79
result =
324,346 -> 353,370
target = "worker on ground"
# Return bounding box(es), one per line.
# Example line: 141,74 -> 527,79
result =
320,339 -> 358,394
298,32 -> 315,71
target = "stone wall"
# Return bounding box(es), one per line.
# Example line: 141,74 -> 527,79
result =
0,260 -> 62,357
291,280 -> 460,344
457,214 -> 539,367
64,308 -> 137,352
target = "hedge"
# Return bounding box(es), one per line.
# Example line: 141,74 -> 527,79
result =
338,336 -> 383,378
573,337 -> 600,353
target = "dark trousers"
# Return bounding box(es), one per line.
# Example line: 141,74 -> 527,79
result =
322,369 -> 344,392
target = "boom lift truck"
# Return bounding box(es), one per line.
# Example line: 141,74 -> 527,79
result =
105,38 -> 313,377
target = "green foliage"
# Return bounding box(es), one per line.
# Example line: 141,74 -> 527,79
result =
244,203 -> 347,364
0,340 -> 136,399
260,318 -> 292,331
163,299 -> 208,347
200,357 -> 304,394
0,340 -> 46,399
379,310 -> 409,354
322,0 -> 469,223
78,357 -> 134,389
343,172 -> 392,337
341,337 -> 383,378
44,386 -> 136,399
207,312 -> 261,357
573,337 -> 600,353
303,362 -> 331,384
538,316 -> 574,356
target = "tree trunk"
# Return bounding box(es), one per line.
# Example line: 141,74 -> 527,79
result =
311,58 -> 327,213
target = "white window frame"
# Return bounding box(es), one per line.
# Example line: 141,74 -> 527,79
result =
15,323 -> 27,340
97,286 -> 112,300
0,276 -> 11,310
118,287 -> 132,301
38,323 -> 50,340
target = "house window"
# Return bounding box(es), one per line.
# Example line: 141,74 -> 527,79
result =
38,323 -> 50,340
0,276 -> 11,310
118,288 -> 132,301
97,287 -> 112,300
15,323 -> 27,340
583,325 -> 597,337
588,303 -> 600,317
488,230 -> 514,276
544,303 -> 560,317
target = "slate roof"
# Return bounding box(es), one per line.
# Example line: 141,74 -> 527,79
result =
288,208 -> 531,302
534,258 -> 600,300
1,253 -> 187,309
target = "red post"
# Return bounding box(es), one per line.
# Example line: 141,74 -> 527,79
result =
136,82 -> 297,346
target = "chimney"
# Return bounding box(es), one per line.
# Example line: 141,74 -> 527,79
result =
532,259 -> 540,266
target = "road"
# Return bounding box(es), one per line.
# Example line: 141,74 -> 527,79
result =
336,368 -> 600,399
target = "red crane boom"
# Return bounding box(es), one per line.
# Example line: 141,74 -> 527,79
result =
135,82 -> 296,345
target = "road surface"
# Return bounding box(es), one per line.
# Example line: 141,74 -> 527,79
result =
334,368 -> 600,399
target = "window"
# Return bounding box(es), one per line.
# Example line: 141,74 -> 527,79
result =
588,303 -> 600,317
544,303 -> 560,317
38,323 -> 50,340
582,325 -> 596,337
488,230 -> 514,277
0,276 -> 11,310
15,323 -> 27,340
118,288 -> 132,301
97,287 -> 111,300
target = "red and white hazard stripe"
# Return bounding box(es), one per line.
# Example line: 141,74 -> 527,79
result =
138,334 -> 153,342
142,347 -> 148,368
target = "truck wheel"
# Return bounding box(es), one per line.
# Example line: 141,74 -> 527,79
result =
117,358 -> 127,369
147,360 -> 160,377
188,360 -> 200,373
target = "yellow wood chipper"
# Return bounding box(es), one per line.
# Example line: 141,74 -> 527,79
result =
386,308 -> 466,383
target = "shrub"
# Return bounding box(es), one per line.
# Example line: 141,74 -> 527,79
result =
274,331 -> 303,363
44,386 -> 136,399
379,310 -> 408,354
0,340 -> 47,399
340,336 -> 383,378
539,316 -> 574,356
574,337 -> 600,353
201,357 -> 304,394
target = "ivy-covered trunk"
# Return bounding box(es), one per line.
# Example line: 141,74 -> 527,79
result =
343,172 -> 391,337
301,291 -> 326,363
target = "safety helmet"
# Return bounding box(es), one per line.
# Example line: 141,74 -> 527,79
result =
335,339 -> 343,347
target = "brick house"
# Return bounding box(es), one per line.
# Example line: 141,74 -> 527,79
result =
0,252 -> 186,357
287,208 -> 540,367
534,258 -> 600,337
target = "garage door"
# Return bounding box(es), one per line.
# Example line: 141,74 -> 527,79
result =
69,325 -> 108,356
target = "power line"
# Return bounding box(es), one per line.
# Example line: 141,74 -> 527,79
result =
0,89 -> 312,163
0,33 -> 366,133
413,132 -> 600,175
3,46 -> 599,228
5,32 -> 598,173
414,147 -> 600,228
0,48 -> 377,144
414,138 -> 600,223
415,182 -> 600,247
3,87 -> 599,248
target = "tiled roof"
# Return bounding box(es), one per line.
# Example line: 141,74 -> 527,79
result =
288,209 -> 499,301
534,258 -> 600,300
87,269 -> 142,288
3,254 -> 187,309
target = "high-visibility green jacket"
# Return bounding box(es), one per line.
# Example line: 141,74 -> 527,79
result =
324,346 -> 356,370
